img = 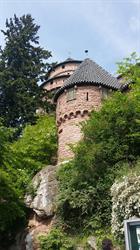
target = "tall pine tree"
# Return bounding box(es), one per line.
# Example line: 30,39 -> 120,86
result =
0,14 -> 51,129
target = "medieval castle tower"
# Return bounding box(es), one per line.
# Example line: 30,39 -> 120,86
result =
42,58 -> 122,162
42,58 -> 81,93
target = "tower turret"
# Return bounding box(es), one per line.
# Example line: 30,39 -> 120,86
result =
54,58 -> 121,162
41,58 -> 82,93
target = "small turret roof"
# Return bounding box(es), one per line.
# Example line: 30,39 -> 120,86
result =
54,58 -> 122,101
65,57 -> 75,61
51,58 -> 82,70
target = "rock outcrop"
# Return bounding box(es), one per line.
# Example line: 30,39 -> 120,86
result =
10,165 -> 58,250
9,213 -> 56,250
25,165 -> 58,218
87,236 -> 97,249
25,213 -> 56,250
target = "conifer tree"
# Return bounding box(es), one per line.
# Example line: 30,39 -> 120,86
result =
0,14 -> 51,129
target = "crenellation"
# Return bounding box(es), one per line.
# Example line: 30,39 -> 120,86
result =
57,109 -> 90,127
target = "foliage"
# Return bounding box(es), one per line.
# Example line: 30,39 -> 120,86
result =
12,114 -> 57,177
0,169 -> 26,233
111,159 -> 140,241
0,114 -> 57,247
57,84 -> 140,232
57,161 -> 99,232
0,14 -> 52,129
39,228 -> 74,250
117,52 -> 140,85
95,229 -> 114,250
0,123 -> 26,246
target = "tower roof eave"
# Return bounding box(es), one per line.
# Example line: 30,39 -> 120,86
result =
40,74 -> 70,88
54,58 -> 122,102
54,81 -> 120,102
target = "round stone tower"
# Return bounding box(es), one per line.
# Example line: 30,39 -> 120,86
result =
54,58 -> 121,163
41,58 -> 82,93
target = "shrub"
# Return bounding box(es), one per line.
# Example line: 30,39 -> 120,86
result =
12,114 -> 57,176
39,228 -> 74,250
111,160 -> 140,240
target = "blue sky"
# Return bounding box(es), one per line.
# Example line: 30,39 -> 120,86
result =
0,0 -> 140,74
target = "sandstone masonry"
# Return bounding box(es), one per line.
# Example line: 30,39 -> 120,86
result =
56,85 -> 102,162
42,57 -> 122,163
42,58 -> 81,93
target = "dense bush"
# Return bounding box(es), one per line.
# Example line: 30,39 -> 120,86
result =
12,114 -> 57,177
111,159 -> 140,241
0,123 -> 26,245
39,228 -> 74,250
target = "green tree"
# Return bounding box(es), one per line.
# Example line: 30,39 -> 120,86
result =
0,124 -> 26,247
12,114 -> 57,177
117,52 -> 140,85
0,14 -> 52,129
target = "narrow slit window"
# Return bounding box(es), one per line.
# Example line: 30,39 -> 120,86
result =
86,92 -> 89,101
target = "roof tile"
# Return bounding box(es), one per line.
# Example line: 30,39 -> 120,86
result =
54,58 -> 122,101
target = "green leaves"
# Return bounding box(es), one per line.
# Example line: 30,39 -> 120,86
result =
0,14 -> 52,129
117,52 -> 140,85
12,114 -> 57,176
0,125 -> 26,247
39,228 -> 74,250
0,169 -> 25,232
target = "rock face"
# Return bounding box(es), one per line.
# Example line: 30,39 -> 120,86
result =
10,165 -> 58,250
87,236 -> 97,250
76,246 -> 84,250
9,213 -> 55,250
26,213 -> 55,250
25,165 -> 58,218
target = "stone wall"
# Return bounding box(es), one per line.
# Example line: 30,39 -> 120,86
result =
43,78 -> 66,92
56,85 -> 102,162
43,62 -> 80,92
49,62 -> 80,78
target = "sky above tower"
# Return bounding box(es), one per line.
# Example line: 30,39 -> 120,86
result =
0,0 -> 140,74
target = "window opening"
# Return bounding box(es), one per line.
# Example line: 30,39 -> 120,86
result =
86,92 -> 89,101
67,88 -> 76,101
102,88 -> 108,100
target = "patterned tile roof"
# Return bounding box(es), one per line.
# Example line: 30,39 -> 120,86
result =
54,58 -> 122,101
